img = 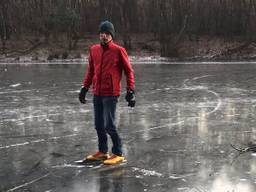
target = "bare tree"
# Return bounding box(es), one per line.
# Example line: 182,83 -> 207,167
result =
1,0 -> 256,57
0,0 -> 11,55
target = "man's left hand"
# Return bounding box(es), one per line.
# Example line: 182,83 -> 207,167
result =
125,90 -> 136,107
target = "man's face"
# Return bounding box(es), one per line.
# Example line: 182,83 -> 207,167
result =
100,32 -> 112,44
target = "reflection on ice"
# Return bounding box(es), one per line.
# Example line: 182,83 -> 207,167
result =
211,167 -> 254,192
198,108 -> 208,137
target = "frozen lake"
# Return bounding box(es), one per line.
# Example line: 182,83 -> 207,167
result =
1,63 -> 256,192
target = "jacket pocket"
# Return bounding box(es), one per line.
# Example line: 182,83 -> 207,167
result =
92,76 -> 97,92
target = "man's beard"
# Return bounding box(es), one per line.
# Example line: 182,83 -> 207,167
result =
101,39 -> 108,45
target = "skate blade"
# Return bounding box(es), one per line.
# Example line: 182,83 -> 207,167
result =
92,160 -> 128,171
74,159 -> 103,167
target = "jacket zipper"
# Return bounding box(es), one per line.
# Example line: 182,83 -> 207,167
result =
110,75 -> 113,94
98,48 -> 105,96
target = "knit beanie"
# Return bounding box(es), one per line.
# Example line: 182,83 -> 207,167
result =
98,21 -> 115,38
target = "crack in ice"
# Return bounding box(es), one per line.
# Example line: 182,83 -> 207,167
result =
183,75 -> 222,116
6,173 -> 50,192
0,134 -> 78,150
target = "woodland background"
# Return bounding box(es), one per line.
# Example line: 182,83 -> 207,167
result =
1,0 -> 256,61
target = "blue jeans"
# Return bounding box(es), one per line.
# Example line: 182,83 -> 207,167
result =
93,95 -> 122,156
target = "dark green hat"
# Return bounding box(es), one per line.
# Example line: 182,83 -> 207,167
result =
98,21 -> 115,38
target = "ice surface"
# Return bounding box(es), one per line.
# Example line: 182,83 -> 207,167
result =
1,63 -> 256,191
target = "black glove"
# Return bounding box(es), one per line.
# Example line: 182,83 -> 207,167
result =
79,87 -> 88,104
125,90 -> 135,107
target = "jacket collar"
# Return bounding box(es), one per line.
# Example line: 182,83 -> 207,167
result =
101,40 -> 114,50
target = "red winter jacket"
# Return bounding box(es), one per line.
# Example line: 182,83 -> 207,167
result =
83,41 -> 135,96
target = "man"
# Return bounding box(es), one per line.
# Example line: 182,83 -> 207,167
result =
79,21 -> 135,165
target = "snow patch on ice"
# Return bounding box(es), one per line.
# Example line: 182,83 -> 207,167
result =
10,83 -> 21,88
132,167 -> 163,177
179,86 -> 208,90
68,90 -> 80,93
177,187 -> 190,191
0,90 -> 31,95
52,163 -> 85,168
169,173 -> 196,180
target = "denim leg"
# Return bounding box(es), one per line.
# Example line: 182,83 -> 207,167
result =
93,96 -> 108,153
102,96 -> 122,156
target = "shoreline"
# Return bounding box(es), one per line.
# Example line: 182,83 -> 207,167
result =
1,57 -> 256,65
1,34 -> 256,64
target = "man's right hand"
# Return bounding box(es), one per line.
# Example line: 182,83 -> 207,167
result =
79,87 -> 88,104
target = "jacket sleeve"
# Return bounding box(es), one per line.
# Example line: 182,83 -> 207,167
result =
120,48 -> 135,91
83,49 -> 94,89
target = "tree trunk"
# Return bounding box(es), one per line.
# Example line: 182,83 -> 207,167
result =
0,0 -> 8,55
